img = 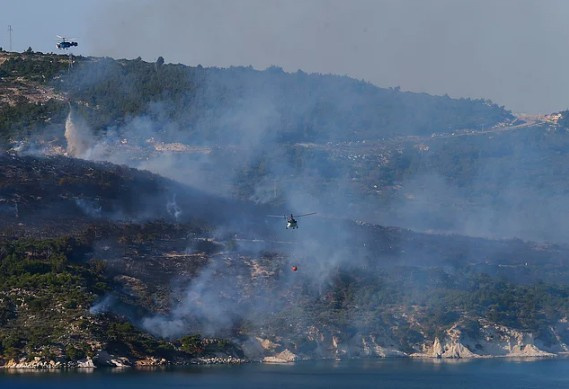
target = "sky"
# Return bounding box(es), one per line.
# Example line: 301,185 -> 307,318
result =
1,0 -> 569,114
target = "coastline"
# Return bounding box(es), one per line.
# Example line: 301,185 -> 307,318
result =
1,352 -> 564,370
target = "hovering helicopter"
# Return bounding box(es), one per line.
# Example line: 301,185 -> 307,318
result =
56,35 -> 78,50
268,212 -> 317,229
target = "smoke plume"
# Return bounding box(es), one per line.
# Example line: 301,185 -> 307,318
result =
47,57 -> 569,341
65,107 -> 95,158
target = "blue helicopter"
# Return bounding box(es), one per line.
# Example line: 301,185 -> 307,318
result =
56,35 -> 78,50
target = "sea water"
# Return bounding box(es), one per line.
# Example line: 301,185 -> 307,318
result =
1,358 -> 569,388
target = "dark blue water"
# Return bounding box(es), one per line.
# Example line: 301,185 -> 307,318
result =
2,358 -> 569,389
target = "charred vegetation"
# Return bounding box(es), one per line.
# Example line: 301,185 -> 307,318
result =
2,53 -> 569,363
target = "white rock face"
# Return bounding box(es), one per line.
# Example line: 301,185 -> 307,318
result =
135,357 -> 168,366
263,349 -> 298,363
465,321 -> 555,357
243,318 -> 568,362
350,335 -> 407,358
3,357 -> 64,369
77,357 -> 96,368
94,350 -> 132,367
414,336 -> 480,359
410,320 -> 556,359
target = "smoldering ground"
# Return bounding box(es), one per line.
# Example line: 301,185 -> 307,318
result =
140,217 -> 370,338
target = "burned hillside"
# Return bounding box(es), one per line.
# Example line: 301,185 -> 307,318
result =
2,52 -> 569,364
0,153 -> 267,240
2,155 -> 569,363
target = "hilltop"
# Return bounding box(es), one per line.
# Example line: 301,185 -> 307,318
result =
0,50 -> 513,144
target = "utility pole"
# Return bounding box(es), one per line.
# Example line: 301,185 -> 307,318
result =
8,25 -> 12,51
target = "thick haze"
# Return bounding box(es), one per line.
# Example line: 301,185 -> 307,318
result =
6,0 -> 569,353
3,0 -> 569,113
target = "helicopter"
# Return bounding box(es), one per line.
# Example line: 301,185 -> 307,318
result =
56,35 -> 78,50
268,212 -> 317,229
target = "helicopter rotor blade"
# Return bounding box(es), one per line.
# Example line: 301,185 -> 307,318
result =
267,215 -> 286,219
296,212 -> 317,218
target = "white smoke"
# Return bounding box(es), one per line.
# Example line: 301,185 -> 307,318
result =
166,194 -> 183,221
74,198 -> 102,218
89,295 -> 115,315
142,260 -> 238,337
65,108 -> 95,157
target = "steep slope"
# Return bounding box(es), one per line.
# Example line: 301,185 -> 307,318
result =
0,153 -> 268,239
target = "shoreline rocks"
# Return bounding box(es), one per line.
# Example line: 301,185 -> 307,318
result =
263,349 -> 299,363
0,350 -> 561,370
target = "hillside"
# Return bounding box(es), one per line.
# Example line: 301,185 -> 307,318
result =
2,52 -> 569,365
1,51 -> 550,242
0,51 -> 513,145
2,155 -> 569,365
0,153 -> 264,239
